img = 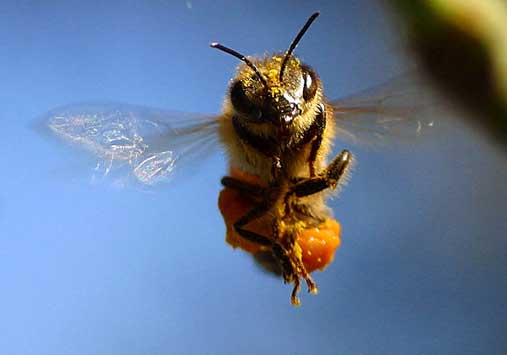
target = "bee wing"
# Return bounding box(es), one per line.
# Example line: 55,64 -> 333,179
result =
330,74 -> 444,146
43,102 -> 221,186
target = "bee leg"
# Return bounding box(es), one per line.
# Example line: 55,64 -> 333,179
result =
221,176 -> 265,199
233,201 -> 274,247
289,149 -> 352,199
223,170 -> 322,305
232,193 -> 316,305
291,276 -> 302,306
290,103 -> 326,177
273,241 -> 317,306
227,159 -> 282,245
306,105 -> 326,177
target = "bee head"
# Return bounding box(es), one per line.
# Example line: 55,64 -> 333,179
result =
211,12 -> 321,129
228,56 -> 320,127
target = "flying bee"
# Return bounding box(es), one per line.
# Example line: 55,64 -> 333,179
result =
44,12 -> 436,305
213,13 -> 353,305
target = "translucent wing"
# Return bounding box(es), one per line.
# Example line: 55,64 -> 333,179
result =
331,74 -> 445,146
43,103 -> 221,186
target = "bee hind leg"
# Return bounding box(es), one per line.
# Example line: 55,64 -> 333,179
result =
222,174 -> 278,247
221,176 -> 265,199
232,200 -> 274,247
222,175 -> 322,306
229,188 -> 316,305
272,232 -> 318,306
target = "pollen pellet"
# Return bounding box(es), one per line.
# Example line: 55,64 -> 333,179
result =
298,219 -> 341,272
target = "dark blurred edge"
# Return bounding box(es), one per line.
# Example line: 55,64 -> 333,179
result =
389,0 -> 507,151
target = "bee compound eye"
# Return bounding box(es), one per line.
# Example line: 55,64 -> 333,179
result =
230,80 -> 263,121
302,66 -> 318,101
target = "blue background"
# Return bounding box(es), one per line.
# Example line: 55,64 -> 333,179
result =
1,1 -> 506,354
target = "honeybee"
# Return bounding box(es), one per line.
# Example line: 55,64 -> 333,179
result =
45,12 -> 435,305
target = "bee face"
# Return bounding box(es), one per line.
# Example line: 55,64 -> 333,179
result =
229,56 -> 321,129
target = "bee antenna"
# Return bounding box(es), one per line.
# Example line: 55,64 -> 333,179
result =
210,42 -> 268,88
279,12 -> 320,82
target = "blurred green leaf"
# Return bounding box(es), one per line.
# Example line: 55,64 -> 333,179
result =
390,0 -> 507,149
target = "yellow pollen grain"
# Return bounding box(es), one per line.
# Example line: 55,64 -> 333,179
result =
269,87 -> 284,101
267,69 -> 279,82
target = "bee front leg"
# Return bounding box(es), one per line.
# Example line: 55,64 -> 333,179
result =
306,105 -> 326,177
287,149 -> 352,200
